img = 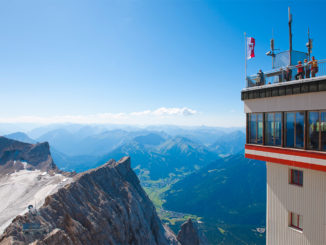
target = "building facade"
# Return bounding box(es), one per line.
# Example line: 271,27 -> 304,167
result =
242,74 -> 326,244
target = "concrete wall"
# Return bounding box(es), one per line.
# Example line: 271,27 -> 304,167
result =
267,162 -> 326,245
244,91 -> 326,113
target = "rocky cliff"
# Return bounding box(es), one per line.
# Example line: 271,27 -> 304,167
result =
0,157 -> 181,245
177,219 -> 209,245
0,137 -> 57,176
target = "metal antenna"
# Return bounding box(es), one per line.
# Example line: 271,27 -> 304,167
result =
288,7 -> 292,66
306,27 -> 312,61
271,29 -> 275,68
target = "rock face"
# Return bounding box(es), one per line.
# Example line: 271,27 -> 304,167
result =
0,157 -> 180,245
177,219 -> 209,245
0,137 -> 57,176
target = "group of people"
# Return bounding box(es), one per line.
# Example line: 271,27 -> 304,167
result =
284,56 -> 319,82
255,56 -> 319,86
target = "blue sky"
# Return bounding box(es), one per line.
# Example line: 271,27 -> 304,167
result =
1,0 -> 326,127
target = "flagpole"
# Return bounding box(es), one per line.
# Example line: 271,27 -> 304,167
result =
244,32 -> 247,87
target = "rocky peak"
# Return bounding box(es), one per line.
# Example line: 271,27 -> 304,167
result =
177,219 -> 209,245
0,157 -> 180,245
0,136 -> 57,175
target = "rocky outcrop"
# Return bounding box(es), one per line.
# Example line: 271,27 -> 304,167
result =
177,219 -> 209,245
0,137 -> 57,176
0,157 -> 180,245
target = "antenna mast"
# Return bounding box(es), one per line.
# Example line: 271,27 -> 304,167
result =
306,28 -> 312,61
288,7 -> 292,66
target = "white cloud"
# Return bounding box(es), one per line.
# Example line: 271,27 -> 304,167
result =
0,107 -> 198,125
152,107 -> 197,116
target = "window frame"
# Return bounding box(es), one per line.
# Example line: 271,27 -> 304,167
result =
264,112 -> 283,146
246,110 -> 326,152
307,111 -> 320,151
289,212 -> 303,231
289,169 -> 303,187
248,113 -> 263,145
285,111 -> 305,149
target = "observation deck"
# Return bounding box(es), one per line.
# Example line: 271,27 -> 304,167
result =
242,59 -> 326,171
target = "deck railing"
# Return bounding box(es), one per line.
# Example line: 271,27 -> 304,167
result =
246,59 -> 326,88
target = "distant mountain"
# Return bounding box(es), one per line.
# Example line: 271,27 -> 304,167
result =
49,147 -> 100,172
134,133 -> 166,146
209,130 -> 246,156
145,125 -> 245,145
163,154 -> 266,225
4,132 -> 37,144
37,127 -> 168,156
97,135 -> 219,180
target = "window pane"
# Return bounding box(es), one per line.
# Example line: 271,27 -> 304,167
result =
257,114 -> 263,144
295,112 -> 304,148
298,170 -> 303,185
291,169 -> 303,186
250,114 -> 257,143
308,112 -> 320,150
298,214 -> 303,229
286,112 -> 295,147
265,113 -> 274,145
274,113 -> 282,146
292,213 -> 298,227
321,112 -> 326,151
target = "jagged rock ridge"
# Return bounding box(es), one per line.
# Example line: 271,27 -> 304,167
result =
0,137 -> 57,176
177,219 -> 209,245
0,157 -> 180,245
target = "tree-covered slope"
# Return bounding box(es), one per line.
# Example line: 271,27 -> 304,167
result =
163,154 -> 266,225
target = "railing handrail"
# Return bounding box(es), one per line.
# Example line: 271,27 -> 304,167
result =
248,59 -> 326,79
246,59 -> 326,88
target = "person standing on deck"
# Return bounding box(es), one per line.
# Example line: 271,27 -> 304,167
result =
310,56 -> 318,77
284,67 -> 292,81
304,59 -> 310,78
256,69 -> 265,85
295,61 -> 304,80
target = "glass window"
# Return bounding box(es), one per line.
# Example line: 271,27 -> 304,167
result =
257,114 -> 263,144
265,113 -> 274,145
321,112 -> 326,151
296,112 -> 304,148
286,112 -> 295,147
286,112 -> 304,148
290,212 -> 303,230
274,113 -> 282,146
290,169 -> 303,186
250,114 -> 257,143
265,112 -> 282,146
308,112 -> 320,150
249,113 -> 263,144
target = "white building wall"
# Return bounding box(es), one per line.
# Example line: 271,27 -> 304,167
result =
244,91 -> 326,113
267,162 -> 326,245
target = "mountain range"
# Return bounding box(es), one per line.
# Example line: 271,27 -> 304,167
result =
1,126 -> 267,244
0,137 -> 207,245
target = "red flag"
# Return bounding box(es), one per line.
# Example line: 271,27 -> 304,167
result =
247,37 -> 255,59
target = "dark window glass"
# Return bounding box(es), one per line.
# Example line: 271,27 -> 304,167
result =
321,112 -> 326,151
250,114 -> 257,143
257,114 -> 263,144
286,112 -> 295,147
308,112 -> 320,150
291,169 -> 303,186
265,113 -> 274,145
265,112 -> 282,146
249,113 -> 263,144
296,112 -> 304,148
274,113 -> 282,146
